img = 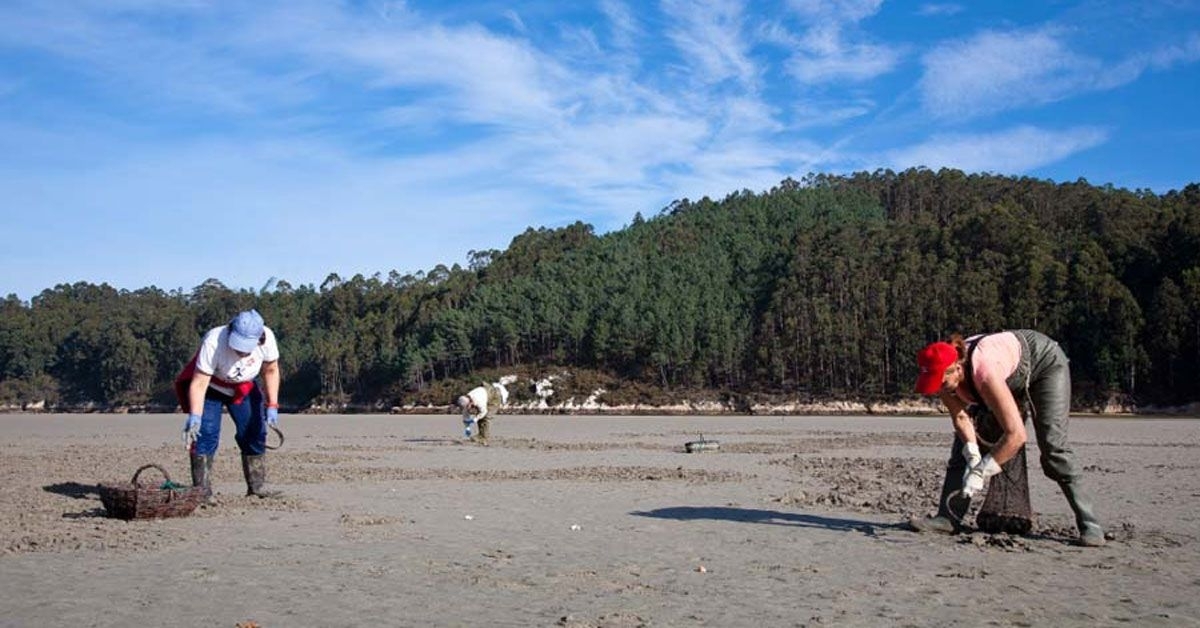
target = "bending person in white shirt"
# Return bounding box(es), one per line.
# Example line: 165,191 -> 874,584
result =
456,381 -> 509,444
175,309 -> 283,498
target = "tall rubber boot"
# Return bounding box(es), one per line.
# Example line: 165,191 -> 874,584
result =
190,453 -> 213,499
909,454 -> 970,534
477,417 -> 491,445
1059,481 -> 1105,546
242,454 -> 283,499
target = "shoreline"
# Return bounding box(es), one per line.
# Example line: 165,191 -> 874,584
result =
4,400 -> 1197,417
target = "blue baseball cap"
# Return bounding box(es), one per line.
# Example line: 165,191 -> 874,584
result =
228,309 -> 264,353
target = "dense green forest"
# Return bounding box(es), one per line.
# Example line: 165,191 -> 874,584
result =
2,169 -> 1199,412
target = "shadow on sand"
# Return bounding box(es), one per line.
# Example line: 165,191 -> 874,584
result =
43,481 -> 100,499
44,482 -> 109,518
631,505 -> 902,537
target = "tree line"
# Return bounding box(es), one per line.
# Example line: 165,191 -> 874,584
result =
2,168 -> 1198,411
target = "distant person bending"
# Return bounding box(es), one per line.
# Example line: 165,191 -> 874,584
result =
175,309 -> 283,498
456,382 -> 509,444
910,330 -> 1105,546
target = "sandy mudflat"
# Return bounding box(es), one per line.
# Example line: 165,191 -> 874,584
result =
0,413 -> 1197,627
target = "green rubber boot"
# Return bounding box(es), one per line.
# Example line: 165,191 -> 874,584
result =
1060,481 -> 1106,547
190,453 -> 213,499
909,448 -> 970,535
242,454 -> 283,499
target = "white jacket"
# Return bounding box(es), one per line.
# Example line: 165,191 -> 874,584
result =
459,382 -> 509,422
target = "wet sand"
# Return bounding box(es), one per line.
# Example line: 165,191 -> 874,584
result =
1,413 -> 1197,627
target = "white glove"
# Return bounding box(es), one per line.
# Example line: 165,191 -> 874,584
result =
182,413 -> 201,447
961,441 -> 982,486
962,455 -> 1001,498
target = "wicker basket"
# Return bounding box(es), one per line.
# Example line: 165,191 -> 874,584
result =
98,464 -> 208,520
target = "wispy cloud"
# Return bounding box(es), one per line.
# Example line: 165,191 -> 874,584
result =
787,0 -> 884,23
919,27 -> 1097,119
885,125 -> 1109,173
661,0 -> 758,87
917,3 -> 963,17
920,27 -> 1200,119
0,2 -> 319,115
1100,31 -> 1200,89
781,0 -> 899,83
600,0 -> 640,53
791,99 -> 874,128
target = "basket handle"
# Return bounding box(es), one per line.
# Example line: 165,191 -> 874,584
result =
131,463 -> 171,487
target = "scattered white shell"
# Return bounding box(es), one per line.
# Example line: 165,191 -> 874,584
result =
570,524 -> 581,531
464,515 -> 474,520
697,565 -> 707,573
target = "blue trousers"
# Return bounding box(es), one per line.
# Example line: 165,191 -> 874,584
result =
192,384 -> 267,456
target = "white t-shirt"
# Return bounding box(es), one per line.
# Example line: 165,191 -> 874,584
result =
195,325 -> 280,396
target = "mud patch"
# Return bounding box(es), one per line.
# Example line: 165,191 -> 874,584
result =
768,455 -> 946,515
558,612 -> 649,628
960,532 -> 1032,551
339,512 -> 409,540
1101,521 -> 1193,548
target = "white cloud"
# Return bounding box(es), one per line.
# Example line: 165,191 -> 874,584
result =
791,99 -> 873,128
786,0 -> 884,22
916,4 -> 963,17
920,27 -> 1098,119
885,125 -> 1109,174
1100,31 -> 1200,89
503,9 -> 527,34
600,0 -> 640,52
921,27 -> 1200,119
780,0 -> 898,83
790,26 -> 899,82
661,0 -> 758,87
0,2 -> 320,114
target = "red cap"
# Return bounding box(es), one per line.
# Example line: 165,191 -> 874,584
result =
915,341 -> 958,395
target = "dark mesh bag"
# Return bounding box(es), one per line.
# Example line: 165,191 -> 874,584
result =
970,405 -> 1035,535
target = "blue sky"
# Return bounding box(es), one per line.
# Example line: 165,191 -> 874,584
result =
2,0 -> 1198,302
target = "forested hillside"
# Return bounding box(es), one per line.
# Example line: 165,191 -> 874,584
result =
3,169 -> 1198,412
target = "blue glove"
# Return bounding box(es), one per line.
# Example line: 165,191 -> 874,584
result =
266,406 -> 279,427
183,413 -> 201,447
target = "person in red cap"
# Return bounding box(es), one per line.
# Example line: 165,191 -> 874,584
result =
910,329 -> 1105,546
174,309 -> 283,499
